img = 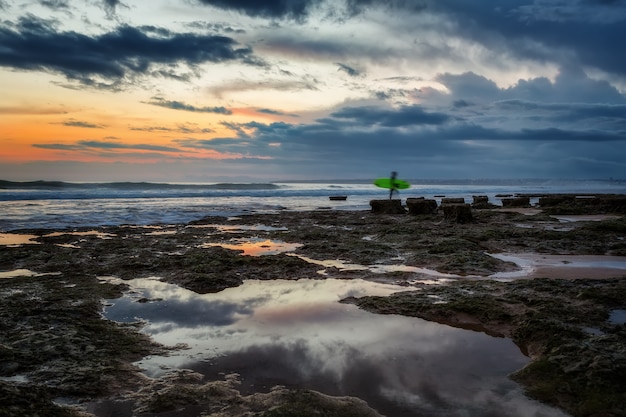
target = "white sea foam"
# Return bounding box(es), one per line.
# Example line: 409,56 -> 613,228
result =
1,180 -> 624,231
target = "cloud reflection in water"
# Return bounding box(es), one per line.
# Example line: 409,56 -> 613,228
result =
102,277 -> 569,417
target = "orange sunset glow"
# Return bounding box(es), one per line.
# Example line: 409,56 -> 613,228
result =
1,1 -> 624,182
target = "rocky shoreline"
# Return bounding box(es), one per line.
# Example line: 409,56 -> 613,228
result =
1,197 -> 625,416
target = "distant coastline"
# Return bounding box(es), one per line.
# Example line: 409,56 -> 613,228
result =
1,178 -> 624,190
0,180 -> 281,190
279,178 -> 626,185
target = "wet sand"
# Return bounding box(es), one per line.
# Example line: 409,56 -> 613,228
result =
1,206 -> 625,416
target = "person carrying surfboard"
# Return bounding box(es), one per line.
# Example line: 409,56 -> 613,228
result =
373,173 -> 410,198
389,171 -> 399,199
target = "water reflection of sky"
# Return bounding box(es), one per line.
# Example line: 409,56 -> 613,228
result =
101,277 -> 569,417
0,233 -> 39,246
610,309 -> 626,325
199,238 -> 302,256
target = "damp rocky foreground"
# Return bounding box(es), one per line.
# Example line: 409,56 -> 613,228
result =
1,196 -> 625,417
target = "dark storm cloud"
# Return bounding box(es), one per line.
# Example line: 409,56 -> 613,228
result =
102,0 -> 128,19
171,92 -> 625,179
194,0 -> 324,20
453,100 -> 472,108
146,98 -> 232,115
431,70 -> 626,137
438,123 -> 626,142
507,68 -> 626,103
436,72 -> 502,102
0,16 -> 256,88
437,69 -> 626,105
179,117 -> 452,160
38,0 -> 70,10
426,0 -> 626,77
336,63 -> 361,77
330,105 -> 451,127
512,0 -> 626,23
516,127 -> 626,142
563,103 -> 626,122
194,0 -> 427,20
494,101 -> 626,125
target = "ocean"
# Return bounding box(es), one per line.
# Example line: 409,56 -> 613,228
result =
1,179 -> 625,231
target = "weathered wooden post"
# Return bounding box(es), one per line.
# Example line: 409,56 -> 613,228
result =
369,199 -> 406,214
501,196 -> 530,207
471,195 -> 491,209
406,198 -> 438,215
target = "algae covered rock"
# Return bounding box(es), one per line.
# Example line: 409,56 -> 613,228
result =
442,203 -> 473,223
369,199 -> 406,214
501,196 -> 531,207
406,198 -> 438,215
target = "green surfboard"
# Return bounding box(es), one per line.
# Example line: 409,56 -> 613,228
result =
374,177 -> 411,190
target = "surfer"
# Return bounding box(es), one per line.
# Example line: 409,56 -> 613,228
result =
389,171 -> 398,199
373,173 -> 409,197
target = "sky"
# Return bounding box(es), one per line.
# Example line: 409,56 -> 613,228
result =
1,0 -> 626,182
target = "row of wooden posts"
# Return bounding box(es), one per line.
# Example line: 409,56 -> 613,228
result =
370,193 -> 626,221
368,195 -> 518,223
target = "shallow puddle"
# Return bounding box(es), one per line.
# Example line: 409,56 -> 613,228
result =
0,269 -> 40,279
0,374 -> 29,383
552,214 -> 622,223
201,238 -> 302,256
1,231 -> 116,248
514,222 -> 575,232
145,230 -> 178,236
293,255 -> 462,279
0,269 -> 61,279
188,224 -> 288,233
291,252 -> 626,281
0,233 -> 39,246
98,277 -> 569,417
44,230 -> 116,239
490,253 -> 626,279
494,208 -> 543,215
609,309 -> 626,325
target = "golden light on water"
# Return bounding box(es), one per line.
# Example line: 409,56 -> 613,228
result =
201,239 -> 302,256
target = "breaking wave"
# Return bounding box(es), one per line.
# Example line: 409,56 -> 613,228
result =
0,181 -> 281,201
